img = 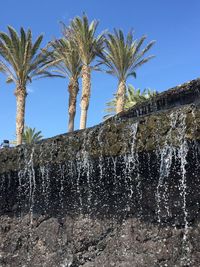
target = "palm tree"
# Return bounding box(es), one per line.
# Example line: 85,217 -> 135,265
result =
23,126 -> 43,144
0,26 -> 56,145
69,14 -> 104,129
47,34 -> 82,132
104,85 -> 157,120
10,126 -> 43,145
100,29 -> 155,114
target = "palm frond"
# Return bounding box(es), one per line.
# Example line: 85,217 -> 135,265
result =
0,26 -> 56,87
99,29 -> 155,82
0,60 -> 17,83
44,35 -> 82,79
69,14 -> 104,65
31,35 -> 43,57
22,126 -> 43,144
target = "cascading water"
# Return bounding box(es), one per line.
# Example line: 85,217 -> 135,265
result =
28,148 -> 36,225
17,147 -> 37,263
154,110 -> 193,266
156,112 -> 178,223
17,147 -> 36,223
177,113 -> 191,266
124,122 -> 139,213
178,113 -> 189,236
40,164 -> 51,213
58,163 -> 65,210
97,125 -> 105,181
82,130 -> 94,211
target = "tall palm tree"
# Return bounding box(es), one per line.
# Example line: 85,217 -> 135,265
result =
0,26 -> 55,145
47,35 -> 82,132
104,85 -> 157,120
100,29 -> 155,114
69,14 -> 104,129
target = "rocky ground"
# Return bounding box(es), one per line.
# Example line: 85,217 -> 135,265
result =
0,214 -> 200,267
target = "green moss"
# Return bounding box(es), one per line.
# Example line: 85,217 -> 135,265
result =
1,104 -> 200,174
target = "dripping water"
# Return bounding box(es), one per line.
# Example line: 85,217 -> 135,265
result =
76,129 -> 95,212
17,146 -> 36,263
177,113 -> 191,266
123,122 -> 140,214
58,164 -> 65,210
76,152 -> 83,211
28,148 -> 36,224
82,130 -> 92,210
97,125 -> 106,209
111,156 -> 118,196
40,164 -> 51,213
97,125 -> 105,181
156,112 -> 178,223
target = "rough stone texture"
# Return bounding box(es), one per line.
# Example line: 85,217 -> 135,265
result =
1,215 -> 200,267
1,79 -> 200,266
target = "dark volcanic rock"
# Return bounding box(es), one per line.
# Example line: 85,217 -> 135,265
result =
0,215 -> 200,267
1,78 -> 200,266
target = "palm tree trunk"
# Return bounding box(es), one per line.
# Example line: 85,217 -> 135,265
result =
116,80 -> 126,113
68,77 -> 79,132
15,86 -> 27,145
79,65 -> 91,129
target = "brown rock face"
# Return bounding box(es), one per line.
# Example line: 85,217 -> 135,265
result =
1,79 -> 200,266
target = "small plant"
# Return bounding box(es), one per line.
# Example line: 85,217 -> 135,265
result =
104,85 -> 157,120
10,126 -> 43,145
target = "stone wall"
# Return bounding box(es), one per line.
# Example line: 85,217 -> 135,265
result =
0,79 -> 200,266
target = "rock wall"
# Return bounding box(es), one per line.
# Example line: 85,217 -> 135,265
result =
1,79 -> 200,266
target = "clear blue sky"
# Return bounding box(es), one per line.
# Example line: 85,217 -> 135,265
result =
0,0 -> 200,142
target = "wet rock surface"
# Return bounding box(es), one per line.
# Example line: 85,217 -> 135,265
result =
1,79 -> 200,266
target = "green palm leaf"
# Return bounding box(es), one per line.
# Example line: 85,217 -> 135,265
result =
0,26 -> 57,88
68,14 -> 104,66
104,85 -> 157,119
100,29 -> 155,82
45,35 -> 82,79
22,126 -> 43,144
